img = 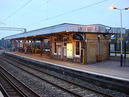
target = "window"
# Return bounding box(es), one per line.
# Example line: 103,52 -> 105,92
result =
64,43 -> 66,46
64,43 -> 67,56
54,42 -> 56,53
44,39 -> 50,49
76,41 -> 80,55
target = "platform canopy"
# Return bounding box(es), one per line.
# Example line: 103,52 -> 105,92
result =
4,23 -> 124,40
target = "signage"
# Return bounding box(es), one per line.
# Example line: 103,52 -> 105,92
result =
118,38 -> 123,40
73,34 -> 83,40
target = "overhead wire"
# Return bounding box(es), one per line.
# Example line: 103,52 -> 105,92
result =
40,0 -> 50,20
0,27 -> 26,31
1,0 -> 50,32
28,0 -> 109,26
3,0 -> 110,28
0,21 -> 6,25
46,0 -> 109,20
4,0 -> 33,20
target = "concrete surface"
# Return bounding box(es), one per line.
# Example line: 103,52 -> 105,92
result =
6,52 -> 129,81
0,91 -> 4,97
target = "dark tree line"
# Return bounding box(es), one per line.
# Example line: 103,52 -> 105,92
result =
0,38 -> 11,49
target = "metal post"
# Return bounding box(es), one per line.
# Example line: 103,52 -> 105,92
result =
120,10 -> 123,67
115,43 -> 117,56
40,39 -> 43,56
124,42 -> 126,59
108,6 -> 129,66
109,41 -> 110,56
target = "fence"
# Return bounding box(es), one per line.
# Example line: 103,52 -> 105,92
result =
109,43 -> 129,66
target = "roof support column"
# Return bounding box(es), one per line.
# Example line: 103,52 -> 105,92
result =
81,33 -> 87,64
40,39 -> 43,56
12,40 -> 17,52
24,39 -> 27,54
18,40 -> 20,52
34,40 -> 36,54
49,36 -> 53,58
32,39 -> 36,54
30,40 -> 32,53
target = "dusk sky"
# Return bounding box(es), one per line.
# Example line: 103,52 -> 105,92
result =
0,0 -> 129,39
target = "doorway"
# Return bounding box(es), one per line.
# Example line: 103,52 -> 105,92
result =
66,43 -> 73,59
56,43 -> 62,59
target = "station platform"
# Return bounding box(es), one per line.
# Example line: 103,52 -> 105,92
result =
0,91 -> 4,97
6,52 -> 129,81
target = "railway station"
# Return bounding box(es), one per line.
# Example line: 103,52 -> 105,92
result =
1,23 -> 129,97
4,23 -> 129,79
1,51 -> 129,97
4,23 -> 129,78
0,0 -> 129,96
4,23 -> 118,64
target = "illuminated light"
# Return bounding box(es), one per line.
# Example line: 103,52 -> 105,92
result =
66,43 -> 73,59
125,7 -> 129,10
108,5 -> 129,66
108,6 -> 117,10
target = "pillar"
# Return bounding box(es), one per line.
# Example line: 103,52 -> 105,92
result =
12,40 -> 17,51
40,39 -> 43,56
49,36 -> 53,57
81,33 -> 87,64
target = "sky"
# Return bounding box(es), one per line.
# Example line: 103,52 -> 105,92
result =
0,0 -> 129,39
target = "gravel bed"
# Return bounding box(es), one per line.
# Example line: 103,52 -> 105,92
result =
1,54 -> 129,97
0,61 -> 75,97
26,62 -> 128,97
13,62 -> 104,97
0,68 -> 36,97
0,72 -> 23,97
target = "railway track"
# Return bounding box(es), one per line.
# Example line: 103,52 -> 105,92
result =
0,59 -> 41,97
0,70 -> 27,97
0,54 -> 113,97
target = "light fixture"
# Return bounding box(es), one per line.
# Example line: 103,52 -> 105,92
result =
108,6 -> 117,10
108,5 -> 129,66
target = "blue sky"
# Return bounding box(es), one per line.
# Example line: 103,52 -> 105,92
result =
0,0 -> 129,38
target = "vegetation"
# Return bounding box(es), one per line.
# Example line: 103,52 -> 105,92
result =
0,38 -> 11,49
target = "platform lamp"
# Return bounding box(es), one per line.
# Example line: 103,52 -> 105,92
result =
108,6 -> 129,67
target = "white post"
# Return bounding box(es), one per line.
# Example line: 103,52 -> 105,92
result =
120,9 -> 123,66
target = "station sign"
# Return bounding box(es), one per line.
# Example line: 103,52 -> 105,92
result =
118,38 -> 123,40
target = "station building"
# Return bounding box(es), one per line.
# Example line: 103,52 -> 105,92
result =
4,23 -> 118,64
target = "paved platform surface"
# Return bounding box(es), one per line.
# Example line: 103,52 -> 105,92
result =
0,91 -> 4,97
0,50 -> 5,54
6,52 -> 129,81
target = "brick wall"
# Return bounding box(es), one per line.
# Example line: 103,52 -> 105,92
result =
86,34 -> 109,63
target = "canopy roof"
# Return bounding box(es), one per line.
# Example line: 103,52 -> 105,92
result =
4,23 -> 123,40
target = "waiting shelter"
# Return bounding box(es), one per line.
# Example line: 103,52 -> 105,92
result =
4,23 -> 119,64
